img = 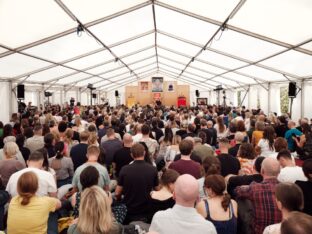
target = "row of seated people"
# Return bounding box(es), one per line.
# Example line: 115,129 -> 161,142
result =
0,103 -> 312,234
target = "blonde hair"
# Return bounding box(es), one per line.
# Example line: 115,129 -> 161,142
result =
64,128 -> 73,145
3,141 -> 19,159
172,135 -> 182,145
77,186 -> 116,234
88,132 -> 98,145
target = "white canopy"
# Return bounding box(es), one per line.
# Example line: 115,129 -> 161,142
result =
0,0 -> 311,92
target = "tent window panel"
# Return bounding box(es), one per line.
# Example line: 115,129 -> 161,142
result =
197,50 -> 247,69
0,0 -> 75,48
158,58 -> 186,70
85,62 -> 123,75
280,86 -> 289,114
260,50 -> 312,77
88,6 -> 153,46
191,61 -> 227,74
23,33 -> 102,62
230,0 -> 312,45
162,0 -> 240,23
64,50 -> 113,70
61,0 -> 146,23
110,34 -> 155,56
0,53 -> 51,78
157,34 -> 200,55
26,66 -> 75,82
186,67 -> 214,79
122,48 -> 155,64
130,57 -> 157,70
155,5 -> 219,44
224,72 -> 257,84
210,29 -> 284,61
101,67 -> 130,78
237,65 -> 287,81
56,73 -> 92,85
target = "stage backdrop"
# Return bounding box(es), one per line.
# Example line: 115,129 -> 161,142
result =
125,81 -> 190,107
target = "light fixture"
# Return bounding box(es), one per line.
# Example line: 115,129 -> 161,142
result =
77,24 -> 84,37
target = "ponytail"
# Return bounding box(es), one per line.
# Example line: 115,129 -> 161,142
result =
221,193 -> 231,211
55,150 -> 63,159
54,141 -> 65,159
20,192 -> 33,206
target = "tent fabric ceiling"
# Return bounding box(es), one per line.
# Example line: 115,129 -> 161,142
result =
0,0 -> 311,91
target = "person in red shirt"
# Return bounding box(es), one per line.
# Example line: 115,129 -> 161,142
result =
169,139 -> 201,179
235,158 -> 282,234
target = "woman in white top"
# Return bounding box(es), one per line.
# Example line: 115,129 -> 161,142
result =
257,126 -> 275,157
263,183 -> 304,234
214,116 -> 228,139
164,135 -> 181,162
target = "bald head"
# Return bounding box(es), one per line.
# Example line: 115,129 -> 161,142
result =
123,133 -> 133,147
174,174 -> 199,207
261,158 -> 280,177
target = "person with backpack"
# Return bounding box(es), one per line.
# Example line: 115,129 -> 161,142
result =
294,123 -> 312,160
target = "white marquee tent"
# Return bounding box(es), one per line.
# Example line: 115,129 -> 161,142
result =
0,0 -> 312,123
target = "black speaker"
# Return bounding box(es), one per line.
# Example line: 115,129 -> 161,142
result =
115,90 -> 119,97
44,91 -> 52,97
17,84 -> 25,99
288,82 -> 297,97
195,90 -> 200,97
92,93 -> 97,99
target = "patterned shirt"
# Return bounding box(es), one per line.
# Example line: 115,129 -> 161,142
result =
235,178 -> 282,234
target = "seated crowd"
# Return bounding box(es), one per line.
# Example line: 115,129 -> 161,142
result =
0,103 -> 312,234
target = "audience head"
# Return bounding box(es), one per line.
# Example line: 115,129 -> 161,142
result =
301,122 -> 311,135
58,121 -> 67,134
160,169 -> 180,192
174,174 -> 199,207
179,139 -> 194,156
33,124 -> 42,136
204,174 -> 231,211
238,143 -> 255,159
275,183 -> 304,213
44,133 -> 55,147
80,131 -> 90,143
254,156 -> 265,173
277,149 -> 293,167
281,211 -> 312,234
261,157 -> 280,178
236,120 -> 246,132
234,132 -> 244,143
141,124 -> 150,136
287,120 -> 296,129
15,134 -> 26,148
78,186 -> 115,234
200,119 -> 207,128
131,143 -> 145,159
86,145 -> 100,160
123,133 -> 133,146
255,121 -> 265,131
274,137 -> 288,152
27,150 -> 44,168
80,166 -> 99,190
302,159 -> 312,181
219,138 -> 230,152
106,128 -> 115,138
3,141 -> 18,159
55,141 -> 65,159
202,156 -> 221,176
3,124 -> 13,138
17,171 -> 38,205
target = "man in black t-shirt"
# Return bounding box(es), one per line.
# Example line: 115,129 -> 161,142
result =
217,138 -> 241,177
115,143 -> 159,224
70,131 -> 90,171
112,133 -> 133,178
